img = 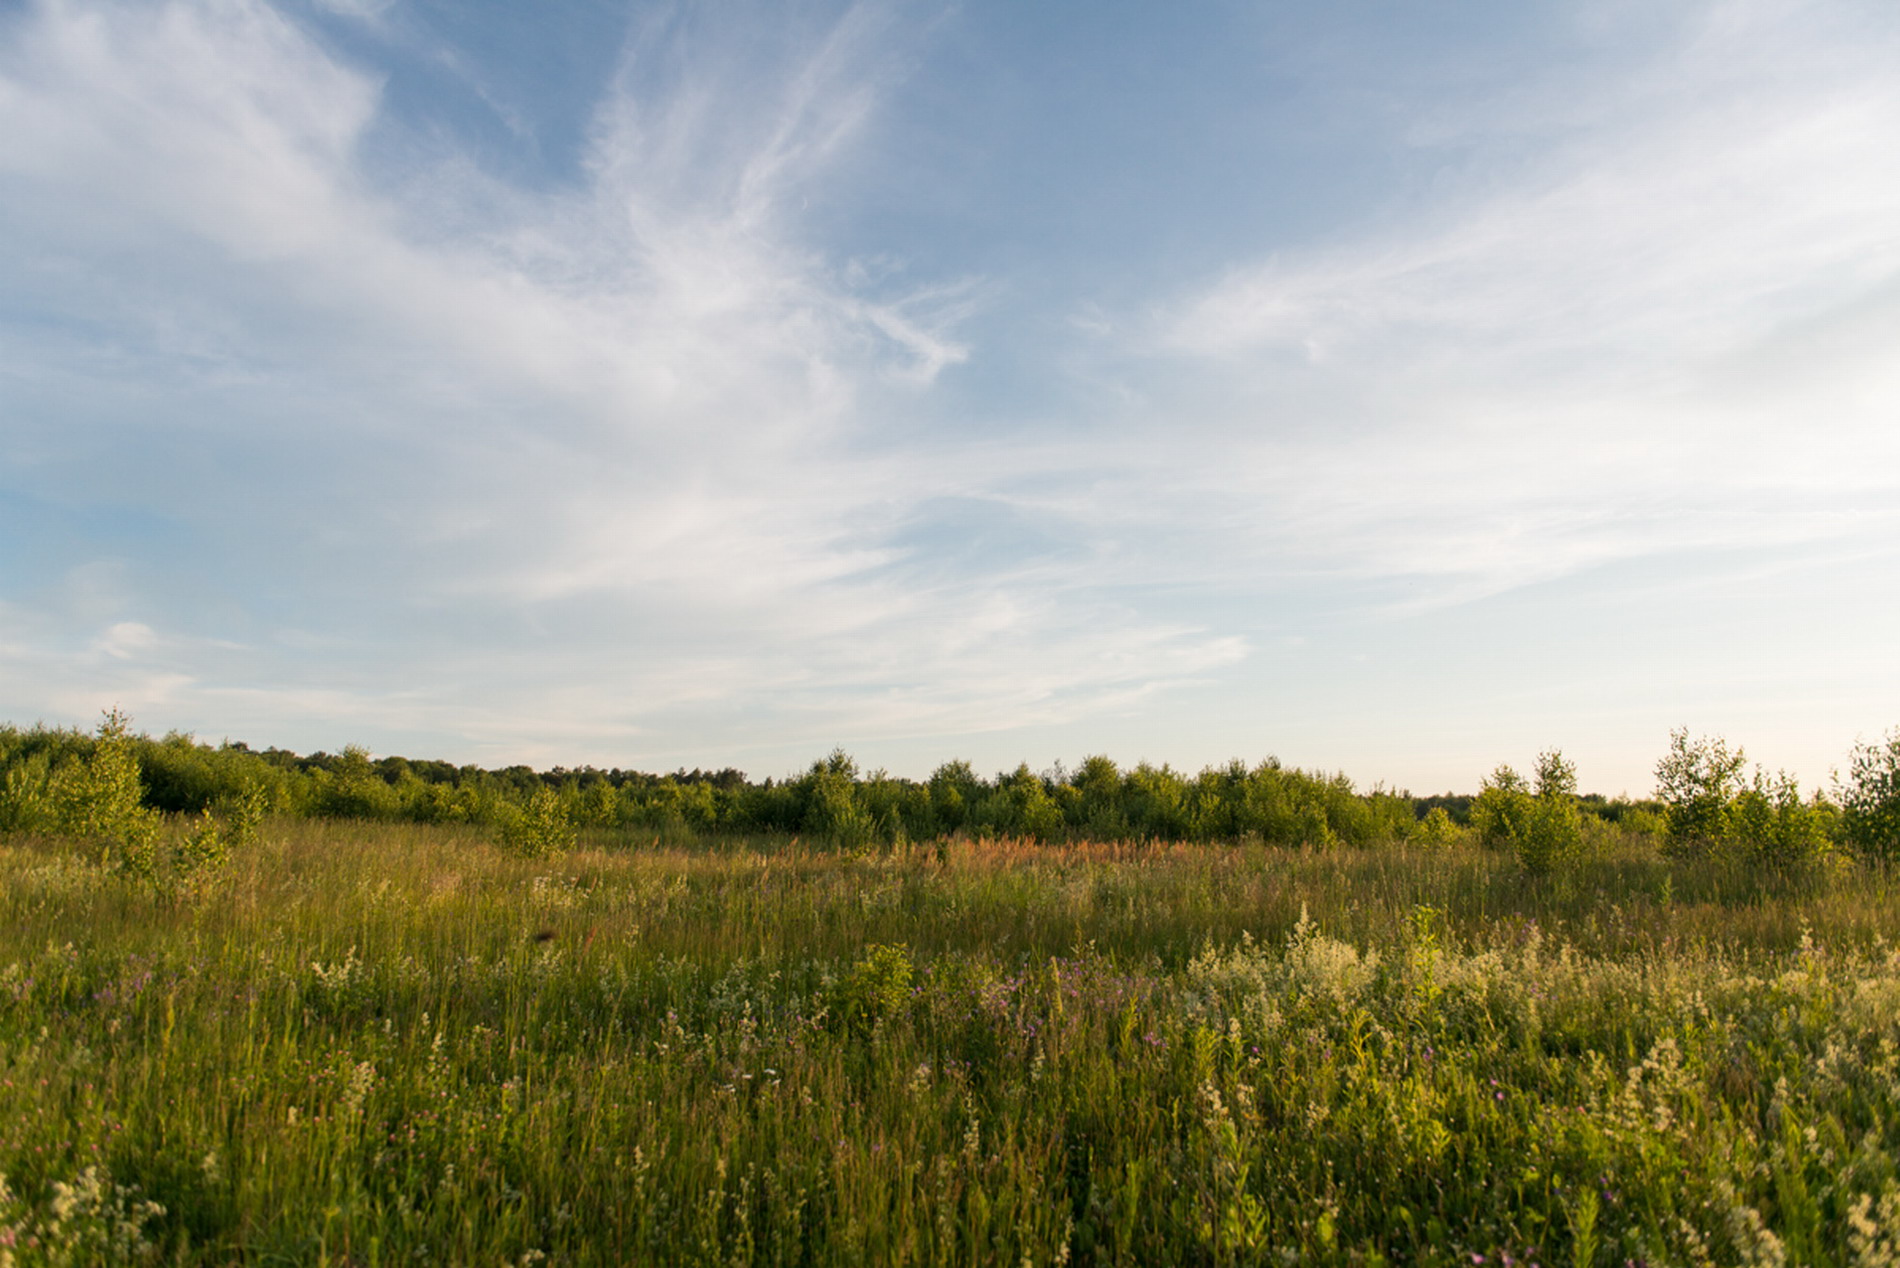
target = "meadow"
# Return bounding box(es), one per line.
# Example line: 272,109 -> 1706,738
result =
3,816 -> 1900,1266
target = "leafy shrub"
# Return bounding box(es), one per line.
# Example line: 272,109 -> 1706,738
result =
1471,752 -> 1584,874
307,745 -> 401,820
1470,765 -> 1532,851
1653,730 -> 1835,870
1654,729 -> 1747,859
172,810 -> 231,893
926,760 -> 981,835
0,749 -> 57,833
986,764 -> 1065,840
803,750 -> 875,847
640,778 -> 720,839
570,780 -> 623,829
135,732 -> 270,814
1616,804 -> 1667,840
1411,805 -> 1463,847
218,780 -> 269,850
1515,751 -> 1584,874
1727,770 -> 1834,871
834,943 -> 914,1030
162,787 -> 269,896
51,709 -> 160,876
1069,755 -> 1129,839
498,786 -> 575,859
1840,729 -> 1900,863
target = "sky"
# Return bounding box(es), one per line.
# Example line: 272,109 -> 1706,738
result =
2,0 -> 1897,795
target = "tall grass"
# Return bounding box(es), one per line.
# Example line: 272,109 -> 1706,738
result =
2,824 -> 1898,1264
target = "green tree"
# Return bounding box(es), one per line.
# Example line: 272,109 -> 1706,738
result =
52,708 -> 160,876
0,748 -> 58,833
1470,764 -> 1532,851
1728,770 -> 1833,871
990,764 -> 1064,841
1471,752 -> 1584,874
499,785 -> 576,859
311,744 -> 400,820
805,749 -> 874,847
1412,805 -> 1462,847
1070,755 -> 1129,840
1653,729 -> 1747,859
1518,751 -> 1584,874
1840,729 -> 1900,863
927,759 -> 980,835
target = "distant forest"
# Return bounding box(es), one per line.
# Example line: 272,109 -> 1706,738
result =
0,714 -> 1673,850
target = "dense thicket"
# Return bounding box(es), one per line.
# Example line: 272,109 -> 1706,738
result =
0,723 -> 1421,847
4,717 -> 1898,869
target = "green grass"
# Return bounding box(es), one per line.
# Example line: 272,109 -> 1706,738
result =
2,824 -> 1898,1265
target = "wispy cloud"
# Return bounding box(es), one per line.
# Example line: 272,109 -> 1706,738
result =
0,0 -> 1232,763
1143,0 -> 1900,603
4,0 -> 1895,788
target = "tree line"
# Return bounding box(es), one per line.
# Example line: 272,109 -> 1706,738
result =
3,713 -> 1897,871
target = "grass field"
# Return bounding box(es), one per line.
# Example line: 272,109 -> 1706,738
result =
3,823 -> 1899,1265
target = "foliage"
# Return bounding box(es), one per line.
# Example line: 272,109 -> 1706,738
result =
1516,750 -> 1584,874
800,749 -> 876,848
1727,769 -> 1835,872
1471,752 -> 1585,874
833,943 -> 915,1031
1,718 -> 1445,851
1654,728 -> 1749,859
170,812 -> 231,894
985,764 -> 1065,840
1411,805 -> 1464,847
307,745 -> 402,820
1470,763 -> 1532,851
1,718 -> 1893,886
497,785 -> 575,859
1651,730 -> 1833,870
0,748 -> 57,835
51,709 -> 161,877
1841,729 -> 1900,862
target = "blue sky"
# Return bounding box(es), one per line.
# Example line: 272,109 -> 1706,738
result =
3,0 -> 1897,794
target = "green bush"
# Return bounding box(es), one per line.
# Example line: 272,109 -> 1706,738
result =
985,764 -> 1065,840
498,786 -> 575,859
0,748 -> 57,833
52,709 -> 161,876
1470,764 -> 1532,851
173,810 -> 232,893
1654,730 -> 1836,870
1069,755 -> 1129,839
834,942 -> 914,1030
803,750 -> 875,847
1411,805 -> 1463,847
1470,752 -> 1584,874
1728,770 -> 1834,871
1841,729 -> 1900,863
925,759 -> 980,836
1654,729 -> 1747,859
307,745 -> 401,820
1515,751 -> 1584,874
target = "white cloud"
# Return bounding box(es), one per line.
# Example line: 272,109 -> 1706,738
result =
4,0 -> 1895,788
1145,0 -> 1900,603
0,0 -> 1231,760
